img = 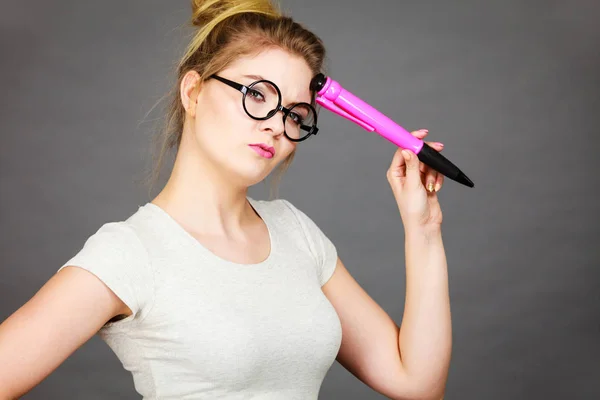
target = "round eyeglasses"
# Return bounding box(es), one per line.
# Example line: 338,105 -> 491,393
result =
210,74 -> 319,142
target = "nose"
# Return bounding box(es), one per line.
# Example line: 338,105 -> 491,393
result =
259,108 -> 286,137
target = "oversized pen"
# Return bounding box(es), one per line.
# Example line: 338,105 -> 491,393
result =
310,73 -> 474,188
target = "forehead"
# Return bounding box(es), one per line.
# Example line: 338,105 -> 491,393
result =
224,48 -> 313,103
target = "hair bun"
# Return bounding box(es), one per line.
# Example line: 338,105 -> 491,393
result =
191,0 -> 280,27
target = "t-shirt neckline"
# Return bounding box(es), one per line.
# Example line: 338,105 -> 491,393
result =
143,197 -> 276,269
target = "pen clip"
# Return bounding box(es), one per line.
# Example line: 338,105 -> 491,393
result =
316,96 -> 375,132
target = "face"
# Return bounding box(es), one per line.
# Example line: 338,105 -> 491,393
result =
182,47 -> 314,187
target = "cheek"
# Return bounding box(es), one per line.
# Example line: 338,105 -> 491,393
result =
278,142 -> 296,160
195,97 -> 249,143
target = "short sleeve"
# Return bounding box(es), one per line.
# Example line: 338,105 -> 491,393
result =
57,221 -> 153,320
280,199 -> 338,286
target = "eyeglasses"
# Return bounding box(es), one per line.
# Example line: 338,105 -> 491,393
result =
210,74 -> 319,142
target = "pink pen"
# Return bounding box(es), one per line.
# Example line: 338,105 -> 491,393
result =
310,73 -> 474,188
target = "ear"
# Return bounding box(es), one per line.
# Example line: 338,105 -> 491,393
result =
180,70 -> 202,118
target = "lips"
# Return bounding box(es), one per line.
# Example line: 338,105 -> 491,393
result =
250,143 -> 275,157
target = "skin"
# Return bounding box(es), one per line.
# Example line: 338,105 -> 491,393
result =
151,48 -> 309,240
146,48 -> 315,266
0,46 -> 449,400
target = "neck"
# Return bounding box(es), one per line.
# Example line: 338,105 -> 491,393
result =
151,134 -> 257,238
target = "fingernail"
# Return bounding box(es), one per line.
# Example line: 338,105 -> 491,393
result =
427,182 -> 435,192
434,183 -> 441,192
420,129 -> 429,133
437,142 -> 444,147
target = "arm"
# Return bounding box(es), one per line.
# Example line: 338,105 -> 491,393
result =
399,227 -> 451,398
322,228 -> 451,400
0,266 -> 131,399
322,129 -> 451,399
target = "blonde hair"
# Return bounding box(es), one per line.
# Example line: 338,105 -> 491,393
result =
143,0 -> 327,199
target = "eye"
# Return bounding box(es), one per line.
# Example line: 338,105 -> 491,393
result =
288,112 -> 304,125
248,89 -> 265,102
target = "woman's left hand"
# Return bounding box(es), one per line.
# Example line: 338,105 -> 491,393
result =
386,129 -> 444,230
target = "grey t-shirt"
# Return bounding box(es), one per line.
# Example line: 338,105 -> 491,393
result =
57,197 -> 342,399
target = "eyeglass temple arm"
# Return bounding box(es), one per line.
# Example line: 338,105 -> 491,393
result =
211,75 -> 247,94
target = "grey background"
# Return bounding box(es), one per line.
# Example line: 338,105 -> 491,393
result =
1,0 -> 599,399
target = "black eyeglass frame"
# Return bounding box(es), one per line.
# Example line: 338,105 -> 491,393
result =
210,74 -> 319,142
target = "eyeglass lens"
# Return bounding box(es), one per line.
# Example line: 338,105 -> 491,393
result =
244,81 -> 315,140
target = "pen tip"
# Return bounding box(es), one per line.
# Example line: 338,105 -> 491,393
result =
456,171 -> 474,188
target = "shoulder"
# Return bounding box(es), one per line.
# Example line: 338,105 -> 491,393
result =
82,220 -> 147,257
248,197 -> 306,225
248,196 -> 291,212
59,215 -> 154,319
250,196 -> 335,251
61,204 -> 153,276
84,203 -> 156,257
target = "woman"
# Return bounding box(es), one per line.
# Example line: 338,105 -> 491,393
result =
0,1 -> 451,399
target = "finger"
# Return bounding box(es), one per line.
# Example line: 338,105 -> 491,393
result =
425,167 -> 438,193
411,129 -> 429,139
435,173 -> 445,192
388,147 -> 407,182
427,141 -> 444,151
417,161 -> 432,190
390,147 -> 407,173
429,184 -> 441,207
401,149 -> 422,189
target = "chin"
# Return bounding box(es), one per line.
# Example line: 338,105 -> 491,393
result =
226,159 -> 275,187
243,165 -> 275,186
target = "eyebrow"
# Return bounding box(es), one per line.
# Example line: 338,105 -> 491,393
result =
242,74 -> 266,81
241,74 -> 311,106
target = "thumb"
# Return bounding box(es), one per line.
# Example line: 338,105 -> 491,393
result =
401,149 -> 421,189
